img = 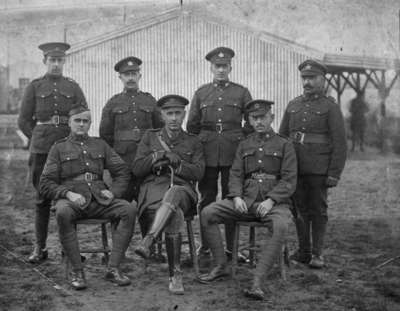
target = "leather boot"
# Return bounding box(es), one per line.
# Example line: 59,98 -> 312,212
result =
29,203 -> 51,263
291,216 -> 311,264
197,222 -> 228,284
105,267 -> 131,286
165,233 -> 184,295
70,269 -> 87,290
28,245 -> 48,264
309,219 -> 327,269
135,203 -> 174,259
60,231 -> 83,271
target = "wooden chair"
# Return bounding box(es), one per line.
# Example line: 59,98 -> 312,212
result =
63,218 -> 115,278
231,221 -> 289,281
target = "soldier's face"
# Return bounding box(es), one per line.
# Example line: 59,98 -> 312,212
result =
211,63 -> 231,81
249,111 -> 274,133
302,74 -> 325,95
161,107 -> 186,132
69,111 -> 91,136
119,70 -> 141,90
44,56 -> 65,76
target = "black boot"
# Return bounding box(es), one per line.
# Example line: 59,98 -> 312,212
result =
29,203 -> 50,263
309,219 -> 327,269
291,216 -> 311,264
165,233 -> 184,295
135,203 -> 174,259
28,245 -> 48,264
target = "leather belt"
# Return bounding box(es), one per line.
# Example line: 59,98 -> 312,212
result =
246,172 -> 278,181
70,172 -> 101,182
36,115 -> 69,126
201,122 -> 241,133
115,128 -> 142,141
289,131 -> 329,144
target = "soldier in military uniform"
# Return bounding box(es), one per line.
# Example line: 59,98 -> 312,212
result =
197,100 -> 297,300
187,47 -> 252,259
18,42 -> 87,263
39,107 -> 137,290
100,56 -> 163,203
349,91 -> 368,152
133,95 -> 205,294
279,59 -> 347,268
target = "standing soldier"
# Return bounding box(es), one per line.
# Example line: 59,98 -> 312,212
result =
187,47 -> 252,259
133,95 -> 205,294
18,42 -> 87,263
279,59 -> 347,268
198,100 -> 297,300
100,56 -> 163,201
39,107 -> 136,290
349,91 -> 368,152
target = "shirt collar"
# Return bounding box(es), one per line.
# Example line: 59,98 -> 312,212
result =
69,133 -> 89,143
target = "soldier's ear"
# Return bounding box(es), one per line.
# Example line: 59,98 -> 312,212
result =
42,57 -> 47,65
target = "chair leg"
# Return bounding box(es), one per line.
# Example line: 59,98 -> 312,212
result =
249,226 -> 256,267
186,219 -> 199,276
101,223 -> 109,265
280,244 -> 287,282
231,223 -> 240,279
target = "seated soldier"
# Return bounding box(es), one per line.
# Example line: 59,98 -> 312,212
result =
39,106 -> 137,290
197,100 -> 297,300
132,94 -> 205,295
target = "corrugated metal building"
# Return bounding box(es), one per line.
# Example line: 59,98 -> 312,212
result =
66,8 -> 323,134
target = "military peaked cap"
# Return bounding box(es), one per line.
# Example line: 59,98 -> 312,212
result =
114,56 -> 142,73
298,59 -> 328,76
38,42 -> 70,57
157,95 -> 189,109
205,47 -> 235,64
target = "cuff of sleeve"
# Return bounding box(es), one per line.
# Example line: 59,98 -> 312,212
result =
152,151 -> 165,164
56,187 -> 70,200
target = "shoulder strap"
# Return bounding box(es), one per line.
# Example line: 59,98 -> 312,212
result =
157,132 -> 172,153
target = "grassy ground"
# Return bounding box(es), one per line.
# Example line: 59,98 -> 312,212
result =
1,147 -> 400,311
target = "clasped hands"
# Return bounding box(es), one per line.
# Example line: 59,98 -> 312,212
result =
66,190 -> 114,209
233,196 -> 274,218
152,151 -> 181,171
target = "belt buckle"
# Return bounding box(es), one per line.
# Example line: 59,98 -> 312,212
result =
216,123 -> 223,133
52,115 -> 60,125
294,131 -> 305,144
84,172 -> 93,182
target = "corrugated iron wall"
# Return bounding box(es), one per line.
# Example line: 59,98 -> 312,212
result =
66,12 -> 308,134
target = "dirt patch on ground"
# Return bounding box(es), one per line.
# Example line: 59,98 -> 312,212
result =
1,148 -> 400,311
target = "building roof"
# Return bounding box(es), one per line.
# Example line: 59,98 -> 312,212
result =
323,53 -> 400,73
69,8 -> 400,74
68,8 -> 323,58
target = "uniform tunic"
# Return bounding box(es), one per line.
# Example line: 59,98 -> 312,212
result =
279,93 -> 346,179
39,134 -> 136,270
187,81 -> 252,167
100,89 -> 163,165
132,128 -> 205,221
201,130 -> 297,271
18,74 -> 87,154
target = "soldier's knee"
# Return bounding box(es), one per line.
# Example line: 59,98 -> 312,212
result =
201,204 -> 216,226
55,200 -> 75,224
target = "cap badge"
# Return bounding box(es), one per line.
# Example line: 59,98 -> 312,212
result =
127,61 -> 133,66
305,64 -> 312,70
218,52 -> 224,58
255,103 -> 260,108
